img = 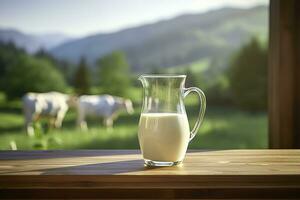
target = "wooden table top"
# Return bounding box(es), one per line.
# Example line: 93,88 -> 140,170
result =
1,150 -> 300,199
0,149 -> 299,176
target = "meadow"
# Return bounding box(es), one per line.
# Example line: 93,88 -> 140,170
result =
0,89 -> 268,150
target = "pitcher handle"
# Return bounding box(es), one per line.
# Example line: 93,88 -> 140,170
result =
183,87 -> 206,142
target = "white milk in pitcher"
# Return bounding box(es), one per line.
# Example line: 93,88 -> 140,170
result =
138,113 -> 190,162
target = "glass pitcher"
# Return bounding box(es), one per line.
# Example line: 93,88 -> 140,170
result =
138,74 -> 206,166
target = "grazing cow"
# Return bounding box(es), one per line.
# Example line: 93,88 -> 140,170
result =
22,92 -> 77,136
77,95 -> 134,130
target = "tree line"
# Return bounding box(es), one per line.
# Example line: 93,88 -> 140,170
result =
150,37 -> 268,111
0,37 -> 267,111
0,42 -> 131,99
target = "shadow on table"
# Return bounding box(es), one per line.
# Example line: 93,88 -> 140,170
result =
0,150 -> 220,175
41,159 -> 151,175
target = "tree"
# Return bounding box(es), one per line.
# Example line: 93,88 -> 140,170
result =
0,42 -> 67,99
35,48 -> 57,65
97,51 -> 130,96
3,54 -> 67,99
228,37 -> 267,111
35,48 -> 74,85
73,57 -> 91,95
0,42 -> 24,90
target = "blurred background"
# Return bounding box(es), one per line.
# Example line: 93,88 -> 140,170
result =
0,0 -> 268,150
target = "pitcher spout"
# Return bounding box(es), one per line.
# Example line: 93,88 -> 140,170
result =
138,75 -> 147,87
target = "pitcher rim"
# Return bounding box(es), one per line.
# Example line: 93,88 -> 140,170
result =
139,74 -> 186,78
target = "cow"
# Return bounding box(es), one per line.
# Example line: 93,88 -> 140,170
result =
22,92 -> 77,136
77,95 -> 134,130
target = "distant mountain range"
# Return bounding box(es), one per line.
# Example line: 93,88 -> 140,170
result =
0,29 -> 73,53
0,5 -> 268,72
50,6 -> 268,72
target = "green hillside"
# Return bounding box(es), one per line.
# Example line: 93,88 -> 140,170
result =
50,6 -> 268,72
166,58 -> 210,73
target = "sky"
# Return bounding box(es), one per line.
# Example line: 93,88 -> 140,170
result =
0,0 -> 268,37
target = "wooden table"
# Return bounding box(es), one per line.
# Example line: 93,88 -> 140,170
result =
0,150 -> 300,199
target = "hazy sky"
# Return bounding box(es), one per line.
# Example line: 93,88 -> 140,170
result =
0,0 -> 268,37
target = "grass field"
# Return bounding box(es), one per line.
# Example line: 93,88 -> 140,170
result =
166,58 -> 210,74
0,91 -> 268,150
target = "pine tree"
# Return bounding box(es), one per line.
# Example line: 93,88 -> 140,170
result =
228,37 -> 267,111
73,57 -> 91,95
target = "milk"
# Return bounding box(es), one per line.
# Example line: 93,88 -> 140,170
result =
138,113 -> 190,162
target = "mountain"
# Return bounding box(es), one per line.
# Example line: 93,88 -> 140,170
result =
34,33 -> 72,50
0,29 -> 72,53
50,5 -> 268,72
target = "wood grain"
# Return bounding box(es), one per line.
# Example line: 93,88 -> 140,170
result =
0,150 -> 300,199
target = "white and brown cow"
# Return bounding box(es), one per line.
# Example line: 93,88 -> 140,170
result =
22,92 -> 76,136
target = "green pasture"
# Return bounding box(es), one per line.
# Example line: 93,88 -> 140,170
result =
0,90 -> 268,150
